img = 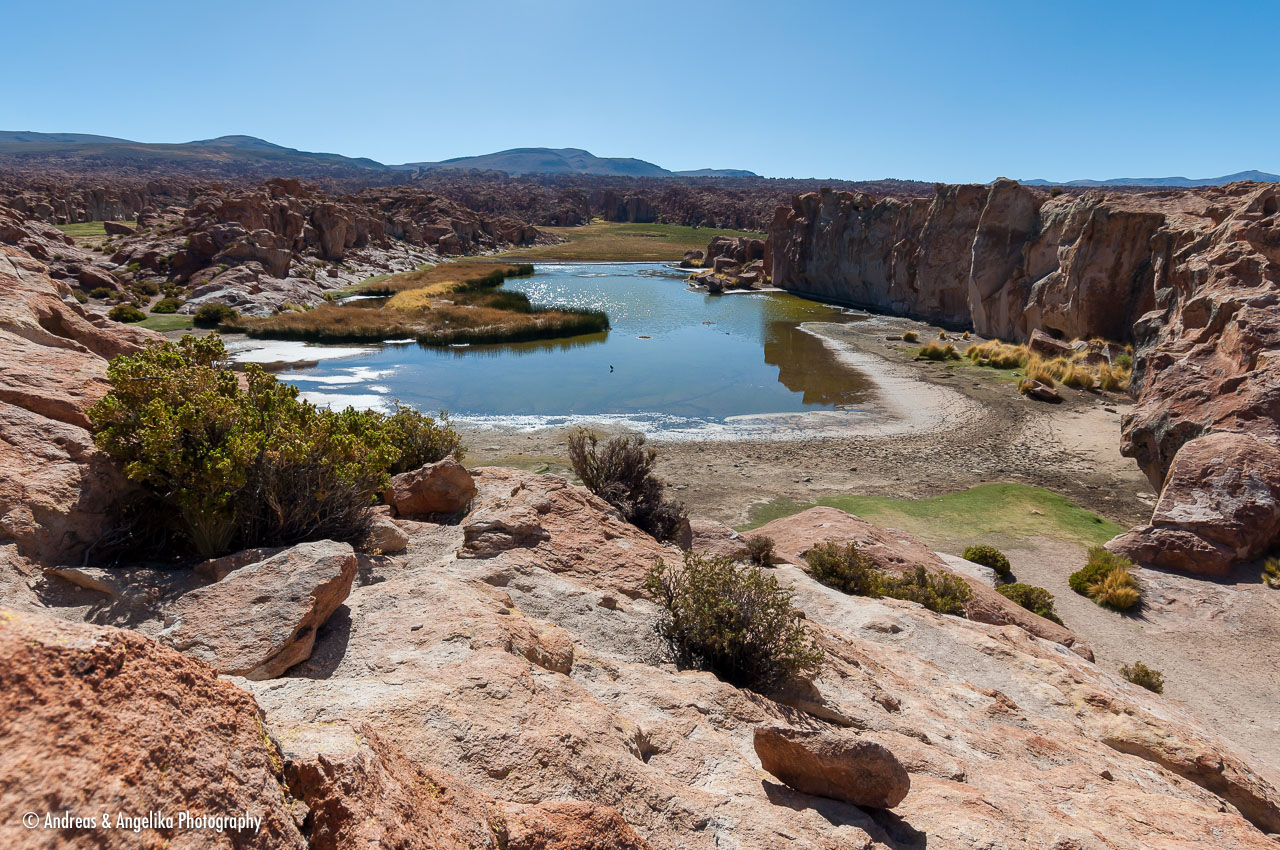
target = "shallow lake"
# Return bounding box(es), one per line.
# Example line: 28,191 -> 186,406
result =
242,263 -> 880,437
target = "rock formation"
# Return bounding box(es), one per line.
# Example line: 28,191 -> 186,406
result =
0,226 -> 157,564
766,180 -> 1280,574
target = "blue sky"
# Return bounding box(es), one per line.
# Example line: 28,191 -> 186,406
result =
3,0 -> 1276,182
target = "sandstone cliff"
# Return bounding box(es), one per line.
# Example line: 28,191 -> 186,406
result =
768,180 -> 1280,574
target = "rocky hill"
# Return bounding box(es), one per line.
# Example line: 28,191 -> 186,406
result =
765,180 -> 1280,577
1,214 -> 1280,848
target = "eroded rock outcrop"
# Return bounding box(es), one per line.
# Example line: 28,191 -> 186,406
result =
0,238 -> 156,563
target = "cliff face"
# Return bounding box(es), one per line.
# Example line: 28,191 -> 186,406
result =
769,180 -> 1280,575
768,179 -> 1168,342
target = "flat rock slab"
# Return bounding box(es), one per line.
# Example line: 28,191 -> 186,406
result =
753,725 -> 910,809
160,540 -> 356,680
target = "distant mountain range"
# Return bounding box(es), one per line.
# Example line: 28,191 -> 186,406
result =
1,131 -> 1272,186
403,147 -> 757,178
1019,170 -> 1280,188
0,132 -> 757,179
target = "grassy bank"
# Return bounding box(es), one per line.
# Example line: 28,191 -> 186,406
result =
138,314 -> 195,333
484,221 -> 764,262
743,482 -> 1125,550
228,262 -> 607,346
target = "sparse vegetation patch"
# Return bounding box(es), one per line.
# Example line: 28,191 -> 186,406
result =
645,551 -> 822,691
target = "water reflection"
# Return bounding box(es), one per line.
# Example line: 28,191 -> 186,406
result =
279,263 -> 878,431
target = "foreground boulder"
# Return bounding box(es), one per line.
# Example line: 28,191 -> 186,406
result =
753,726 -> 910,809
0,607 -> 307,849
752,507 -> 1092,658
386,457 -> 477,517
159,540 -> 356,679
1108,431 -> 1280,575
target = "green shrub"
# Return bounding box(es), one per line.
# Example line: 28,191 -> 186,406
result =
645,551 -> 822,691
72,288 -> 89,303
1120,661 -> 1164,694
745,534 -> 775,567
879,566 -> 973,616
193,302 -> 238,327
1263,557 -> 1280,588
962,544 -> 1013,580
382,403 -> 464,474
107,304 -> 146,323
87,335 -> 459,558
152,297 -> 183,314
996,582 -> 1064,625
89,286 -> 114,299
804,542 -> 972,617
132,280 -> 161,296
567,429 -> 687,542
1049,186 -> 1065,198
805,541 -> 881,596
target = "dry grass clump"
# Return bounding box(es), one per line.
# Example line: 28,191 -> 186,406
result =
917,340 -> 960,361
1264,558 -> 1280,588
1070,546 -> 1141,611
901,330 -> 919,342
965,335 -> 1132,392
966,340 -> 1029,369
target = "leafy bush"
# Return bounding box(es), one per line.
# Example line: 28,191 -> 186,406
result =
1264,557 -> 1280,589
804,542 -> 972,616
152,297 -> 183,314
132,280 -> 161,296
645,552 -> 822,691
193,302 -> 238,327
996,582 -> 1064,625
88,335 -> 460,557
745,534 -> 775,567
962,544 -> 1013,580
901,330 -> 919,342
879,566 -> 973,616
1120,661 -> 1164,694
918,341 -> 959,361
1071,547 -> 1141,610
567,429 -> 687,542
805,541 -> 881,596
1049,186 -> 1065,198
382,403 -> 464,473
107,304 -> 146,323
89,286 -> 114,299
72,288 -> 89,304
